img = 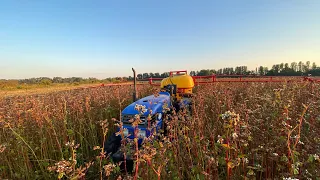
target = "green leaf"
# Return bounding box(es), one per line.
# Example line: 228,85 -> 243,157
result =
191,166 -> 197,173
115,166 -> 120,173
238,154 -> 247,158
247,166 -> 259,170
308,155 -> 314,163
293,150 -> 300,156
247,169 -> 255,176
41,162 -> 49,167
218,156 -> 226,165
280,155 -> 288,162
67,129 -> 74,136
58,172 -> 65,179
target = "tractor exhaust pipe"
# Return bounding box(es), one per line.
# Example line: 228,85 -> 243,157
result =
132,68 -> 138,101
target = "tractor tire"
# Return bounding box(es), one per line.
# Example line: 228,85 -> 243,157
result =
104,134 -> 134,174
112,151 -> 134,173
188,101 -> 193,115
161,113 -> 171,136
104,133 -> 121,155
161,120 -> 168,136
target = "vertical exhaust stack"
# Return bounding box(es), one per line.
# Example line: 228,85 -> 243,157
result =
132,68 -> 138,102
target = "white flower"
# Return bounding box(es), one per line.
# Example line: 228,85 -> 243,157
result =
217,135 -> 224,144
134,104 -> 147,114
282,121 -> 292,128
314,154 -> 319,161
243,158 -> 249,164
232,132 -> 238,139
291,135 -> 299,139
0,144 -> 6,153
273,153 -> 279,156
221,111 -> 232,120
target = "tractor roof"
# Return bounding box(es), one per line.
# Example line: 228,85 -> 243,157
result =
122,92 -> 170,116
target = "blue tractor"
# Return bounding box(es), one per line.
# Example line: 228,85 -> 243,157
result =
104,68 -> 194,172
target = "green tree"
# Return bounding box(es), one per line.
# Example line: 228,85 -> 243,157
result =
306,61 -> 310,71
312,62 -> 317,70
298,61 -> 303,72
142,73 -> 149,79
41,79 -> 52,86
258,66 -> 264,75
290,62 -> 297,72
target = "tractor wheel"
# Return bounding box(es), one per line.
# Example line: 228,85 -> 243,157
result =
188,104 -> 193,117
161,120 -> 168,136
161,113 -> 170,136
112,150 -> 134,173
104,133 -> 121,155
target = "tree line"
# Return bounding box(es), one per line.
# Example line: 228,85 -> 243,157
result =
0,77 -> 127,86
137,61 -> 319,78
1,61 -> 319,86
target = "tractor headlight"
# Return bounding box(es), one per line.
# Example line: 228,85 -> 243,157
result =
138,130 -> 146,138
123,128 -> 129,137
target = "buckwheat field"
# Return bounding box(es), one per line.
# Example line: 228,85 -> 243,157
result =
0,82 -> 319,180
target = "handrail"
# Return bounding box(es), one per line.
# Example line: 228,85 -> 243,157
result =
169,70 -> 187,76
134,75 -> 320,85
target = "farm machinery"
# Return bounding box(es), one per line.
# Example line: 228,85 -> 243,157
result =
103,69 -> 319,172
104,69 -> 196,172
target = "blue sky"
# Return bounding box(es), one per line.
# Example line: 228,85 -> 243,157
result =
1,0 -> 319,79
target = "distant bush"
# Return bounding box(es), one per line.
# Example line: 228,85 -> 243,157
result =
40,79 -> 52,86
16,85 -> 23,89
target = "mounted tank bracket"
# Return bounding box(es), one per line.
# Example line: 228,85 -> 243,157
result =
162,84 -> 177,97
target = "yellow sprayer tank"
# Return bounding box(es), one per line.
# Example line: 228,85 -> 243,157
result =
160,71 -> 194,96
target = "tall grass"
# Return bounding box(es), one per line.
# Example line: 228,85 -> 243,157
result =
0,82 -> 319,179
0,85 -> 156,179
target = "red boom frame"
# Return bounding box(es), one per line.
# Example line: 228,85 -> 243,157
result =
142,73 -> 320,86
79,70 -> 320,89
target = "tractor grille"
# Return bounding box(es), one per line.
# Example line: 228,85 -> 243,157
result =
122,114 -> 147,125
